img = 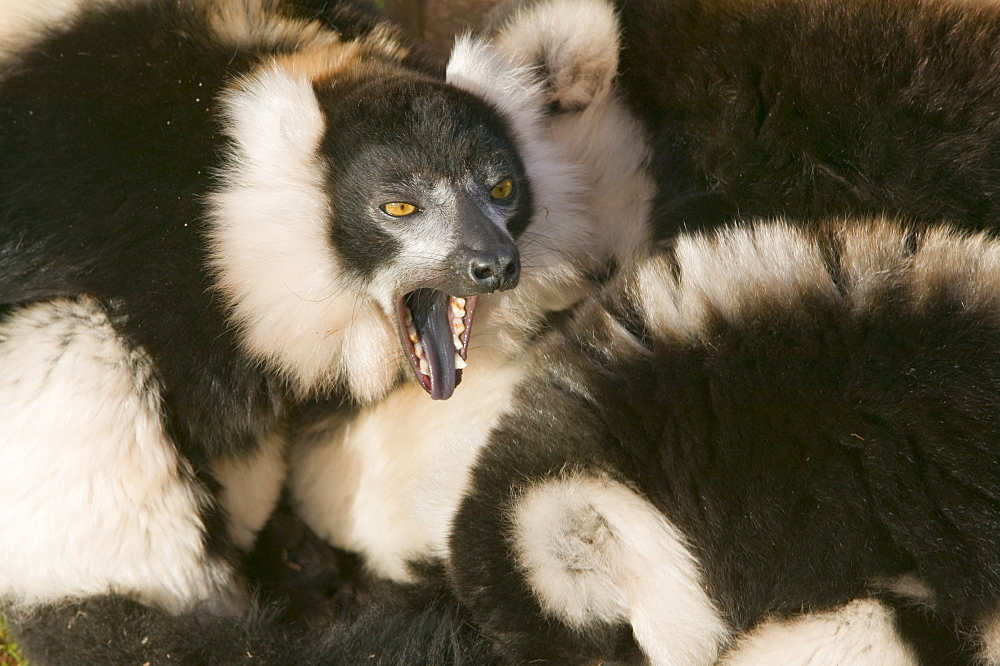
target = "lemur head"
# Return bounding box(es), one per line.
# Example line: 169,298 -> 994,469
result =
208,42 -> 536,402
317,74 -> 531,399
206,0 -> 637,404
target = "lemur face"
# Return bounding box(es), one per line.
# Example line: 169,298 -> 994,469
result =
320,78 -> 532,400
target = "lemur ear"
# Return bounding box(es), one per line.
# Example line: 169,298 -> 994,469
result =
481,0 -> 621,113
220,66 -> 325,164
446,33 -> 547,128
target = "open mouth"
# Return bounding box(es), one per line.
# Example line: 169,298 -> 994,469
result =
397,289 -> 477,400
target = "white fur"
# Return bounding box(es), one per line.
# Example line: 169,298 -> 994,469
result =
637,222 -> 837,343
208,64 -> 400,402
0,298 -> 238,614
291,348 -> 532,581
979,606 -> 1000,665
211,426 -> 288,551
719,599 -> 919,666
513,475 -> 730,665
491,0 -> 621,113
548,90 -> 654,264
638,219 -> 1000,346
0,0 -> 93,60
487,0 -> 654,262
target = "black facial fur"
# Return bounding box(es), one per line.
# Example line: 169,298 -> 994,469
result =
316,75 -> 533,283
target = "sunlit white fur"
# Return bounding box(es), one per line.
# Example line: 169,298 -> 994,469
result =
636,221 -> 836,343
291,349 -> 533,581
0,298 -> 238,614
718,599 -> 918,666
979,607 -> 1000,665
208,64 -> 400,403
0,0 -> 93,59
513,475 -> 730,665
487,0 -> 654,262
211,426 -> 288,551
638,219 -> 1000,346
490,0 -> 621,113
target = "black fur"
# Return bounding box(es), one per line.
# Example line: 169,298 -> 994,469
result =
6,580 -> 501,666
1,0 -> 277,460
448,221 -> 1000,663
613,0 -> 1000,239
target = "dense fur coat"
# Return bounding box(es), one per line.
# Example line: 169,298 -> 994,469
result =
286,0 -> 1000,663
0,0 -> 589,662
450,218 -> 1000,665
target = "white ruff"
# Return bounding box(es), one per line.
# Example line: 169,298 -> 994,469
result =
208,64 -> 400,402
0,298 -> 238,614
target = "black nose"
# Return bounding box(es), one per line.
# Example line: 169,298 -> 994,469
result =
469,249 -> 520,292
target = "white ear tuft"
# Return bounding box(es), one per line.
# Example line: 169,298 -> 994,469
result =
220,66 -> 325,163
488,0 -> 621,113
446,35 -> 547,124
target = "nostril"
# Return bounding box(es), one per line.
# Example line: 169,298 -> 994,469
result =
471,261 -> 496,283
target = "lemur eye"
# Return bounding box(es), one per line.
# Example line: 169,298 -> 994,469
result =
489,178 -> 513,200
382,202 -> 418,217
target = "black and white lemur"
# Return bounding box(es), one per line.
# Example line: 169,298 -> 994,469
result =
0,0 -> 602,662
289,0 -> 1000,663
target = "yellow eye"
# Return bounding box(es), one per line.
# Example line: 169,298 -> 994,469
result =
490,178 -> 513,200
382,202 -> 417,217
